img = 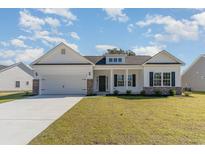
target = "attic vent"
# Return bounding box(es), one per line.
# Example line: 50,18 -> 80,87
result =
61,48 -> 66,55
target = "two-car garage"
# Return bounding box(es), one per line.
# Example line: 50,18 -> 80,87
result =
33,65 -> 93,95
40,74 -> 87,95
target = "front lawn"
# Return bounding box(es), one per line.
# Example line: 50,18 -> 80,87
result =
0,91 -> 31,104
30,93 -> 205,144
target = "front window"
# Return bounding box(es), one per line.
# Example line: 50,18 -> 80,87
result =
109,58 -> 113,62
163,72 -> 171,86
153,72 -> 161,86
128,75 -> 132,86
117,75 -> 124,86
114,58 -> 117,62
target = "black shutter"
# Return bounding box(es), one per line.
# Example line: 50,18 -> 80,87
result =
114,74 -> 117,87
149,72 -> 153,87
132,74 -> 136,87
171,72 -> 175,87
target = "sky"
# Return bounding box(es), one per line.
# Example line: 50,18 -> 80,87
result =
0,8 -> 205,70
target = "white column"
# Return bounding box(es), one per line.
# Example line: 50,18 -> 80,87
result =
125,69 -> 128,90
110,69 -> 113,94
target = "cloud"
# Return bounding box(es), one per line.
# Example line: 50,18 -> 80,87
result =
45,17 -> 60,28
34,30 -> 78,50
38,9 -> 77,25
70,32 -> 80,40
127,24 -> 134,32
132,44 -> 165,56
0,47 -> 44,64
0,41 -> 9,47
19,10 -> 45,31
15,48 -> 44,63
96,44 -> 118,52
0,60 -> 14,65
0,50 -> 16,58
136,14 -> 199,42
103,8 -> 129,23
10,39 -> 28,48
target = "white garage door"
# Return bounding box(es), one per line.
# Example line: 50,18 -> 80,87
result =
40,75 -> 87,95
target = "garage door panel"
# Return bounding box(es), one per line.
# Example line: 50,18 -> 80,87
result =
41,75 -> 87,95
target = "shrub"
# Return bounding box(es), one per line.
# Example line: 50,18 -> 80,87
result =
126,90 -> 132,95
113,90 -> 119,95
154,90 -> 162,96
140,90 -> 146,96
169,89 -> 176,96
184,91 -> 192,97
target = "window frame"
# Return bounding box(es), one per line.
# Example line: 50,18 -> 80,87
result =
153,72 -> 162,87
117,75 -> 124,87
114,58 -> 118,62
118,58 -> 122,63
15,81 -> 20,88
109,58 -> 113,62
61,48 -> 66,55
163,72 -> 171,87
128,75 -> 133,87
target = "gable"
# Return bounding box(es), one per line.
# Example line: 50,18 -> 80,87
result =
0,65 -> 33,79
32,43 -> 93,65
144,50 -> 184,64
183,55 -> 205,76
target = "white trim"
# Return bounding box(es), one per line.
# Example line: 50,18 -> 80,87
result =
31,42 -> 95,65
143,50 -> 185,65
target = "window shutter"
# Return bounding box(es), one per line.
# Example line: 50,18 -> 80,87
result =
149,72 -> 153,87
114,74 -> 117,87
171,72 -> 175,87
132,74 -> 136,87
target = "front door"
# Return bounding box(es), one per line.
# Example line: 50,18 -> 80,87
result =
99,76 -> 106,92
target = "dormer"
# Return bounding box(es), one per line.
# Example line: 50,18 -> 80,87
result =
105,54 -> 126,64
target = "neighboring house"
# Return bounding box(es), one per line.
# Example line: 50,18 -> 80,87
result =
31,42 -> 185,95
182,54 -> 205,91
0,62 -> 34,91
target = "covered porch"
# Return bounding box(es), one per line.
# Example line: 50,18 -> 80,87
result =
93,66 -> 144,94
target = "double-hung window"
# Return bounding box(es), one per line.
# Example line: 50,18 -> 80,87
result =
163,72 -> 171,86
128,75 -> 133,86
153,72 -> 161,86
117,75 -> 124,86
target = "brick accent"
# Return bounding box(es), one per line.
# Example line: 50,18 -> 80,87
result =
32,79 -> 39,95
143,87 -> 182,95
87,79 -> 93,95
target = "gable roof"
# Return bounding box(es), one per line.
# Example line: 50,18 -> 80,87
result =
84,55 -> 151,65
31,42 -> 94,65
0,65 -> 7,71
182,54 -> 205,76
143,50 -> 185,65
0,62 -> 34,77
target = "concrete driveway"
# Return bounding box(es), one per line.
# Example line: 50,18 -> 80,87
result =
0,95 -> 83,145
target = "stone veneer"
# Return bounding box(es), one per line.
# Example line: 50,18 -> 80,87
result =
87,79 -> 93,95
143,87 -> 182,95
32,79 -> 39,95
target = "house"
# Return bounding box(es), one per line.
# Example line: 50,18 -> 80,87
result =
182,54 -> 205,91
0,62 -> 34,91
31,42 -> 185,95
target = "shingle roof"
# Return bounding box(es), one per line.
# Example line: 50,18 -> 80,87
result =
0,65 -> 7,70
84,55 -> 151,65
0,62 -> 34,77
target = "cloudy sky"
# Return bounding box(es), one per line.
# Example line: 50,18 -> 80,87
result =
0,8 -> 205,69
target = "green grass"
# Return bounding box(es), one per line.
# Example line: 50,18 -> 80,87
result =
30,93 -> 205,145
0,91 -> 31,104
